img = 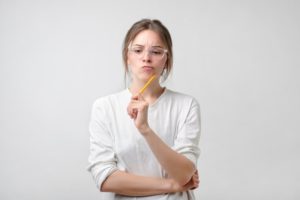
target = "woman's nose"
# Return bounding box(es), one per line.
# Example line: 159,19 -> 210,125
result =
142,50 -> 151,62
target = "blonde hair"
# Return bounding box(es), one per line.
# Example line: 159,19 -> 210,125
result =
122,19 -> 173,82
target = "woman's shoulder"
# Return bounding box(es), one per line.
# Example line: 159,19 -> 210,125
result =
165,88 -> 199,105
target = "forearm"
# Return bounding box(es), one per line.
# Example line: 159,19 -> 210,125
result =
101,170 -> 176,196
142,127 -> 196,186
127,94 -> 198,186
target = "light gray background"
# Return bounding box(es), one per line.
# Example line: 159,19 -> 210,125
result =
0,0 -> 299,199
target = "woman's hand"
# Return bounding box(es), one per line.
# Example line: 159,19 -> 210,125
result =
170,170 -> 200,192
127,94 -> 150,134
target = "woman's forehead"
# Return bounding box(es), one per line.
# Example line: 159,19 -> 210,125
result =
131,30 -> 164,46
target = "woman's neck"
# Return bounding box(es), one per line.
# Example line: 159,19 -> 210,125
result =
129,80 -> 165,104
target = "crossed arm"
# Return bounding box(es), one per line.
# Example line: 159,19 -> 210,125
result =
101,170 -> 199,196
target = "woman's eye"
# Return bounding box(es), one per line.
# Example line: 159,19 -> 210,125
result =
133,49 -> 142,53
151,50 -> 163,55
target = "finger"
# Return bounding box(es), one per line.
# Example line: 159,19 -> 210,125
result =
193,173 -> 198,178
127,104 -> 133,116
131,101 -> 149,112
128,101 -> 139,111
193,176 -> 199,185
128,110 -> 134,118
133,109 -> 138,118
131,95 -> 138,100
191,186 -> 198,190
138,93 -> 145,101
127,105 -> 136,119
192,181 -> 199,189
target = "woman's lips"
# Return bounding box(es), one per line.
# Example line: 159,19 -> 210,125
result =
142,66 -> 154,72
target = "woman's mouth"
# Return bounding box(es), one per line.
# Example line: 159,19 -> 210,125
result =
142,66 -> 154,72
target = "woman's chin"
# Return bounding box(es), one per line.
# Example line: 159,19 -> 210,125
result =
137,73 -> 154,80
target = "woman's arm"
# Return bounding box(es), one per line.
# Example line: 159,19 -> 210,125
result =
101,170 -> 199,196
141,127 -> 196,186
127,94 -> 200,186
88,98 -> 199,196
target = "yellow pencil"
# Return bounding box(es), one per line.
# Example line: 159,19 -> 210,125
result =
139,75 -> 156,94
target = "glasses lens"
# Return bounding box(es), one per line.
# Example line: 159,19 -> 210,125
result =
129,47 -> 166,60
149,48 -> 165,59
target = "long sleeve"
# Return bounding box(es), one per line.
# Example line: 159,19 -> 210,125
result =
172,98 -> 201,166
87,99 -> 118,190
86,89 -> 200,199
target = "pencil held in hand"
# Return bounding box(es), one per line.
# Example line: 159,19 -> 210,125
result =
139,75 -> 156,94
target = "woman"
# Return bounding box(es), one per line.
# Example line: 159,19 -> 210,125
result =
88,19 -> 201,199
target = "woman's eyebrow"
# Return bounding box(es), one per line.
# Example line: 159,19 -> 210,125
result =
132,44 -> 143,47
132,44 -> 164,48
152,45 -> 164,48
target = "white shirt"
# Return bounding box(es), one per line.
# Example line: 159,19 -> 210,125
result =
87,88 -> 201,200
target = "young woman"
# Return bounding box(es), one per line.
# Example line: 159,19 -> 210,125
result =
88,19 -> 201,199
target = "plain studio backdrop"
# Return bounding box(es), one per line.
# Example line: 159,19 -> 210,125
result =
0,0 -> 299,199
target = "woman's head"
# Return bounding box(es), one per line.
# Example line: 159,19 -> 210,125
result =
122,19 -> 173,81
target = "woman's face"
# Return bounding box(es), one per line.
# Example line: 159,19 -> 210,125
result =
127,30 -> 167,82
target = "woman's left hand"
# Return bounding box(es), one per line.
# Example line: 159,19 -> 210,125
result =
127,94 -> 150,134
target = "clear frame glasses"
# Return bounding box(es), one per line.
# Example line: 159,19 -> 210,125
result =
128,46 -> 168,60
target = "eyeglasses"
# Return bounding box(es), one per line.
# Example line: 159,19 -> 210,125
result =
128,46 -> 168,60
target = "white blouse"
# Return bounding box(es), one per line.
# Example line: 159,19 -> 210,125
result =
87,88 -> 201,200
